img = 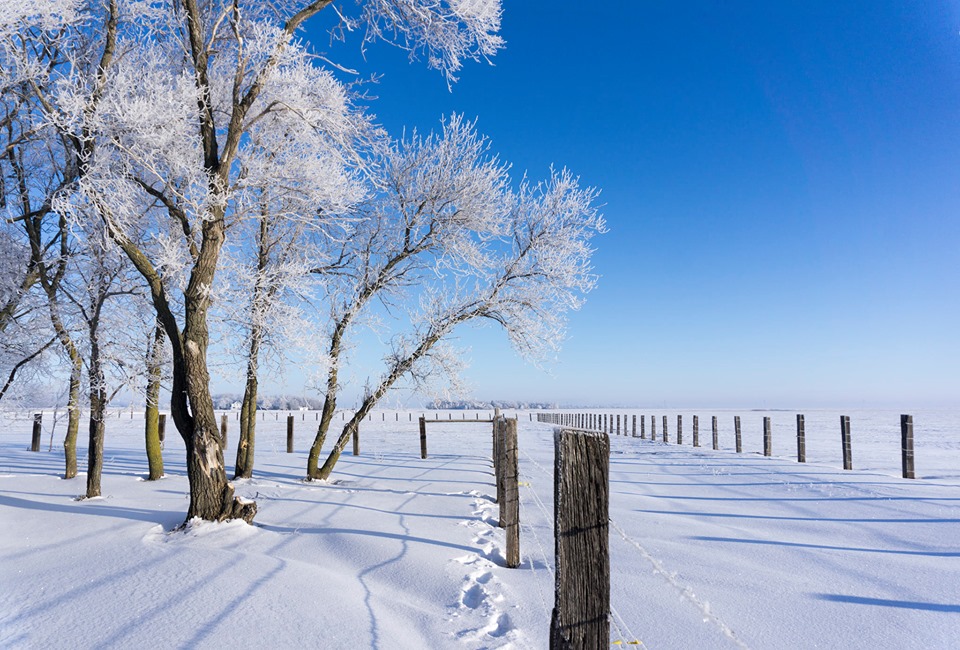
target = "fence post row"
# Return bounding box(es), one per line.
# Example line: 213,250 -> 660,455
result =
901,414 -> 915,479
551,427 -> 610,649
796,414 -> 806,463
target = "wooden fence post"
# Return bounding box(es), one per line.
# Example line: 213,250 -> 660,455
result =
286,415 -> 294,453
712,416 -> 718,450
650,415 -> 656,441
662,415 -> 668,443
796,414 -> 806,463
30,413 -> 41,452
763,417 -> 772,456
840,415 -> 852,470
901,414 -> 915,479
640,415 -> 645,439
419,417 -> 428,459
353,422 -> 360,456
632,414 -> 637,438
220,414 -> 228,449
503,418 -> 520,568
158,413 -> 166,449
734,416 -> 742,453
677,415 -> 683,445
551,428 -> 609,649
616,414 -> 620,436
693,415 -> 699,447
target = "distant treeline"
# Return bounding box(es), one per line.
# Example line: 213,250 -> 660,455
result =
427,399 -> 557,410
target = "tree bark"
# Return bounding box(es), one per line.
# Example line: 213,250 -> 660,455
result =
85,340 -> 106,499
234,354 -> 258,479
144,322 -> 165,480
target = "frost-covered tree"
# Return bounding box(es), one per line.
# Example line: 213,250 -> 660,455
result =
65,0 -> 500,522
307,117 -> 604,480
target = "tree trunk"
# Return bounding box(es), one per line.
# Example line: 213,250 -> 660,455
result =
62,362 -> 82,479
144,322 -> 165,480
307,361 -> 339,479
234,358 -> 258,479
85,339 -> 106,499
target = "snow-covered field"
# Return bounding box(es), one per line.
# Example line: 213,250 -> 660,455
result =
1,408 -> 958,649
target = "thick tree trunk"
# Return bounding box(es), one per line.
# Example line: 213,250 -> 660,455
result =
144,322 -> 165,480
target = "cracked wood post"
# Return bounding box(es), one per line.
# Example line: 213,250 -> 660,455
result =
662,415 -> 669,443
286,415 -> 294,453
841,415 -> 852,470
640,415 -> 645,439
30,413 -> 41,452
735,416 -> 742,453
632,414 -> 637,438
551,427 -> 610,649
220,414 -> 228,449
712,416 -> 718,450
797,414 -> 806,462
495,418 -> 505,512
650,415 -> 656,441
901,414 -> 915,479
158,413 -> 166,449
677,415 -> 683,445
503,418 -> 520,568
693,415 -> 700,447
763,416 -> 772,456
353,422 -> 360,456
419,416 -> 428,459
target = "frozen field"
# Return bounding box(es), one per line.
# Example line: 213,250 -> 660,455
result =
1,408 -> 959,648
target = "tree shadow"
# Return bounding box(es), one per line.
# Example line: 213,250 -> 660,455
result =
813,593 -> 960,613
691,535 -> 960,557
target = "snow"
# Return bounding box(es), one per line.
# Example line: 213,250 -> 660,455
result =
2,408 -> 959,648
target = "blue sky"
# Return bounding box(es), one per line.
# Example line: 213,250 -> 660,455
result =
281,1 -> 960,408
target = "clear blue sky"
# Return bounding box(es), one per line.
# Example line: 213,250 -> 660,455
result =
281,1 -> 960,409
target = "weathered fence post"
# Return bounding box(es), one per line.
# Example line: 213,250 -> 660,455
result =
220,414 -> 228,449
640,415 -> 645,439
286,415 -> 294,453
616,414 -> 620,436
796,414 -> 806,463
551,428 -> 610,649
840,415 -> 852,470
677,415 -> 683,445
650,415 -> 656,441
734,416 -> 742,453
693,415 -> 699,447
662,415 -> 669,444
901,414 -> 915,479
712,416 -> 718,450
353,422 -> 360,456
158,413 -> 166,449
632,414 -> 637,438
30,413 -> 42,452
419,416 -> 428,459
763,416 -> 772,456
502,418 -> 520,568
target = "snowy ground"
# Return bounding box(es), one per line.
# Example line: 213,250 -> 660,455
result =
1,408 -> 958,649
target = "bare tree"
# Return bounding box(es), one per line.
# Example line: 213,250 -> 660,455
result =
307,118 -> 604,479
